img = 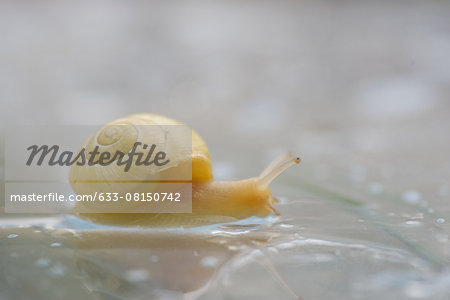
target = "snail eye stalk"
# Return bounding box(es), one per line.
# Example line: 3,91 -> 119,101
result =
259,152 -> 293,178
259,156 -> 301,187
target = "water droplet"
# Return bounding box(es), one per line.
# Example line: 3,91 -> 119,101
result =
280,224 -> 294,229
402,190 -> 421,205
35,258 -> 51,267
436,218 -> 446,224
125,269 -> 149,282
201,256 -> 219,267
405,220 -> 421,227
7,234 -> 18,239
50,242 -> 62,247
428,208 -> 435,214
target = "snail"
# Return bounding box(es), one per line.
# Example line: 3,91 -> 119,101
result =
69,113 -> 300,227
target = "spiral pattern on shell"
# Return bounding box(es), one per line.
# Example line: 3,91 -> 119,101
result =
96,122 -> 139,155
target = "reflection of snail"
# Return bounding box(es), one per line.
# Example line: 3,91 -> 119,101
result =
69,113 -> 300,227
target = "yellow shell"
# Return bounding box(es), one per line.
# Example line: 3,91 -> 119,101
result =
69,113 -> 212,185
69,113 -> 213,217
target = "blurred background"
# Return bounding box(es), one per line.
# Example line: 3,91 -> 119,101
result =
1,0 -> 450,299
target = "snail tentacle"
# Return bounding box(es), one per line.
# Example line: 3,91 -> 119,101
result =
259,157 -> 301,187
259,152 -> 293,178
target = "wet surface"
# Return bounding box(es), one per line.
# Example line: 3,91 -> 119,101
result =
1,0 -> 450,299
1,178 -> 449,300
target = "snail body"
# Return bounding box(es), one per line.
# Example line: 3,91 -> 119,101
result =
69,113 -> 300,227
